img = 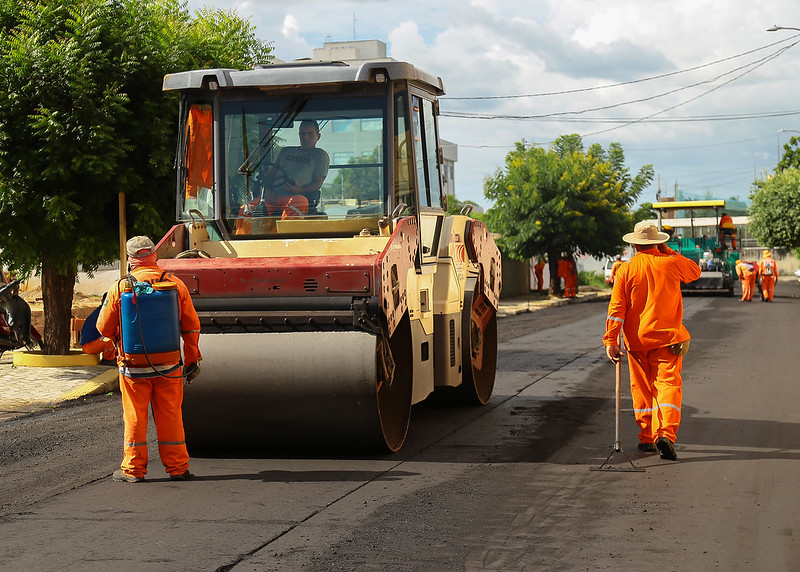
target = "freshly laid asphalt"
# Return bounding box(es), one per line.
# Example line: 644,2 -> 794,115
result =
0,290 -> 610,422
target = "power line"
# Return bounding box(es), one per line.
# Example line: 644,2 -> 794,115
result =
442,34 -> 800,101
441,40 -> 800,122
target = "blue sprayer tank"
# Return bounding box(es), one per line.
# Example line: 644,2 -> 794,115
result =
120,281 -> 181,361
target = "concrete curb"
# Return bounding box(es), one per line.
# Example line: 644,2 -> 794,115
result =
13,350 -> 100,367
498,290 -> 611,317
57,368 -> 119,402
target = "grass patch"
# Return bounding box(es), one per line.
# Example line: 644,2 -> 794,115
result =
579,270 -> 609,289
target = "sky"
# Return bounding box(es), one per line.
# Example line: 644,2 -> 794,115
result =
185,0 -> 800,210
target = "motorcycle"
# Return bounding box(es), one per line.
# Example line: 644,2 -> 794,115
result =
0,279 -> 43,359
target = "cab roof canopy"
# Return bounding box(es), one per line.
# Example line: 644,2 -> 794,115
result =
162,59 -> 445,95
652,200 -> 726,210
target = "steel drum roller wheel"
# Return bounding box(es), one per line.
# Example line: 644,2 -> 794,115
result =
376,313 -> 413,452
460,282 -> 498,405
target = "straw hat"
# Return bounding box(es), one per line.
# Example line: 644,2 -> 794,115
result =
622,221 -> 670,245
763,249 -> 772,257
126,236 -> 156,258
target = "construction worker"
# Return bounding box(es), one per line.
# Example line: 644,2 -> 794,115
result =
97,236 -> 202,483
735,259 -> 758,302
603,221 -> 701,461
80,293 -> 115,365
533,257 -> 546,292
607,254 -> 624,285
718,212 -> 737,249
758,249 -> 778,302
557,253 -> 577,298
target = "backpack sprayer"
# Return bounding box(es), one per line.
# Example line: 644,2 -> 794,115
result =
119,274 -> 197,381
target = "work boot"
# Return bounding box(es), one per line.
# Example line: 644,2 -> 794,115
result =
169,470 -> 194,481
637,442 -> 657,453
656,437 -> 678,461
112,469 -> 144,483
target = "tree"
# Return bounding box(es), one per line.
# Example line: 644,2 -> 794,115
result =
483,134 -> 653,294
777,135 -> 800,172
444,194 -> 482,218
748,168 -> 800,250
325,148 -> 383,205
0,0 -> 271,354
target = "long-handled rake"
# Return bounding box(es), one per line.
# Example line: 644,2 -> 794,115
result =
591,334 -> 645,472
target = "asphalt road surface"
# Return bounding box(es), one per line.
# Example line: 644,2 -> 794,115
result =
1,280 -> 799,571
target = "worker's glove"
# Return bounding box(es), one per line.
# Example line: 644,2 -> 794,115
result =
184,362 -> 201,384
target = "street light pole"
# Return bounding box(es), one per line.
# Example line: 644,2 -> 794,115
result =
767,25 -> 800,32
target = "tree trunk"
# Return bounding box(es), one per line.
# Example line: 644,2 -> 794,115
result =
548,248 -> 561,297
41,259 -> 76,355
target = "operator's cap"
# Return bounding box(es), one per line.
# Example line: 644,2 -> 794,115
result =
763,249 -> 771,257
126,236 -> 156,258
622,221 -> 669,245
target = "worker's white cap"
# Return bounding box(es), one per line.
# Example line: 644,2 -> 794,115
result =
126,236 -> 156,258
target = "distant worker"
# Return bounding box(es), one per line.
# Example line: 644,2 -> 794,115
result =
735,259 -> 758,302
80,293 -> 115,365
533,257 -> 546,292
718,212 -> 737,249
702,251 -> 716,271
557,253 -> 577,298
758,249 -> 778,302
97,236 -> 202,483
603,221 -> 702,461
607,254 -> 624,286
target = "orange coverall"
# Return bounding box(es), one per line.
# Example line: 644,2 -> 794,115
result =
758,253 -> 778,301
609,259 -> 624,285
603,245 -> 701,444
96,263 -> 202,479
735,260 -> 758,302
558,258 -> 577,298
533,260 -> 545,292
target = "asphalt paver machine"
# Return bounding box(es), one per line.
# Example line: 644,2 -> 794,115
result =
154,59 -> 502,452
653,199 -> 738,296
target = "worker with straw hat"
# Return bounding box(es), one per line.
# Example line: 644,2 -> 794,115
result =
602,221 -> 701,461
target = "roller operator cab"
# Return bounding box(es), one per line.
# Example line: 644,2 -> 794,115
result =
155,59 -> 502,453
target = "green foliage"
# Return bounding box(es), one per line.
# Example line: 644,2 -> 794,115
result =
0,0 -> 271,277
0,0 -> 271,352
445,194 -> 483,219
632,202 -> 656,224
483,134 -> 653,262
325,148 -> 383,204
578,270 -> 608,289
749,168 -> 800,249
777,136 -> 800,172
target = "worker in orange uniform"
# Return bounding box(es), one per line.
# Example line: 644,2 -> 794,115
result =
718,212 -> 737,249
97,236 -> 202,483
80,293 -> 116,364
603,221 -> 701,461
607,254 -> 625,285
533,257 -> 546,292
558,253 -> 578,298
735,259 -> 758,302
758,249 -> 778,302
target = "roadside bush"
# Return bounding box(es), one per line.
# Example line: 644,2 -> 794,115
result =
579,270 -> 608,288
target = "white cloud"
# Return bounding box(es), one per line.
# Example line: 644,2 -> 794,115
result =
184,0 -> 800,208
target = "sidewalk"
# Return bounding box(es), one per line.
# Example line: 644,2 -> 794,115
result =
0,290 -> 610,422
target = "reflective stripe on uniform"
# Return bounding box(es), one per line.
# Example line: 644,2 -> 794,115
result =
607,316 -> 624,323
125,441 -> 147,447
158,440 -> 186,446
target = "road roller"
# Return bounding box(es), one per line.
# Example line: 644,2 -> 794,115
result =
153,58 -> 502,452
